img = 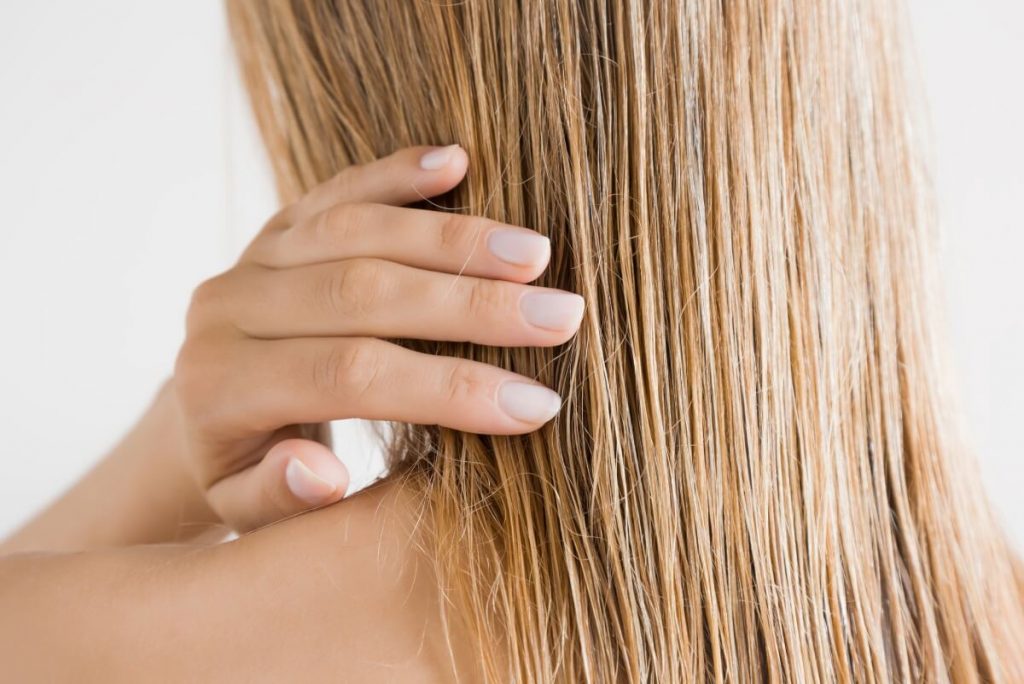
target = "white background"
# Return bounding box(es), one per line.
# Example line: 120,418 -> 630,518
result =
0,2 -> 1020,546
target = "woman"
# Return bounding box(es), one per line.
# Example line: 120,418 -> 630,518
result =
3,0 -> 1023,681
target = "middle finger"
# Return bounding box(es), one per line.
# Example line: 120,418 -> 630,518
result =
225,259 -> 585,347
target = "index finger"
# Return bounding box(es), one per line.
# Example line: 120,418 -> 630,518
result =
276,144 -> 470,229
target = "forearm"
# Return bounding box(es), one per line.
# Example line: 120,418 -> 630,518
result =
0,381 -> 225,553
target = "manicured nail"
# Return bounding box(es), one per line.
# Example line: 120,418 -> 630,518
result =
487,229 -> 551,266
497,382 -> 562,424
285,458 -> 338,504
419,144 -> 460,170
520,292 -> 585,331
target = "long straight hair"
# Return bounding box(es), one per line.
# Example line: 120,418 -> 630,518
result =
227,1 -> 1024,680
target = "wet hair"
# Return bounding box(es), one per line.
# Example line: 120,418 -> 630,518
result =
228,1 -> 1024,680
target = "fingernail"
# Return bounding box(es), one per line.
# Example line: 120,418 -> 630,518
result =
419,144 -> 461,170
285,458 -> 338,504
487,229 -> 551,266
520,292 -> 585,331
497,382 -> 562,424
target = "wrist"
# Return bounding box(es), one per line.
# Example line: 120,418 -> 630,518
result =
1,381 -> 226,554
125,379 -> 225,542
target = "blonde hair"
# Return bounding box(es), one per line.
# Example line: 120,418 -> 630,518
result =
227,1 -> 1024,680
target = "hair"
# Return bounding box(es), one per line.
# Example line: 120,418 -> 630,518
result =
226,1 -> 1024,680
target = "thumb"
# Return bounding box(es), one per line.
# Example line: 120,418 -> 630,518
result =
207,438 -> 350,533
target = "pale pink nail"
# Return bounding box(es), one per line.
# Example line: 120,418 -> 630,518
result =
285,458 -> 338,504
519,292 -> 585,331
487,229 -> 551,266
419,144 -> 461,170
497,382 -> 562,424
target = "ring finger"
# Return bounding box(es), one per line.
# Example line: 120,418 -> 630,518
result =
223,258 -> 585,347
190,335 -> 564,485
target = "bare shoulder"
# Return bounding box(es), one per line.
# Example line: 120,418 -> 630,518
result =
1,478 -> 480,682
177,477 -> 471,683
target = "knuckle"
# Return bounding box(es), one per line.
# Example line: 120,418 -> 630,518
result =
316,259 -> 390,318
466,277 -> 511,320
239,234 -> 274,264
265,203 -> 296,231
443,362 -> 491,405
188,275 -> 222,311
313,341 -> 383,399
437,213 -> 487,255
185,274 -> 228,331
312,202 -> 362,245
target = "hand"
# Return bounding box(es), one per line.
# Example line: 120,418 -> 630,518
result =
172,144 -> 584,532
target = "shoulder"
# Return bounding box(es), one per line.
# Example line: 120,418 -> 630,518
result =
172,478 -> 466,682
0,479 -> 472,683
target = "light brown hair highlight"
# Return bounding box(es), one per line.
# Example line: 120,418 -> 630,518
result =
227,1 -> 1024,680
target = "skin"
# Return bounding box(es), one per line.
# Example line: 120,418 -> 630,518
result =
0,144 -> 577,680
0,481 -> 482,682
